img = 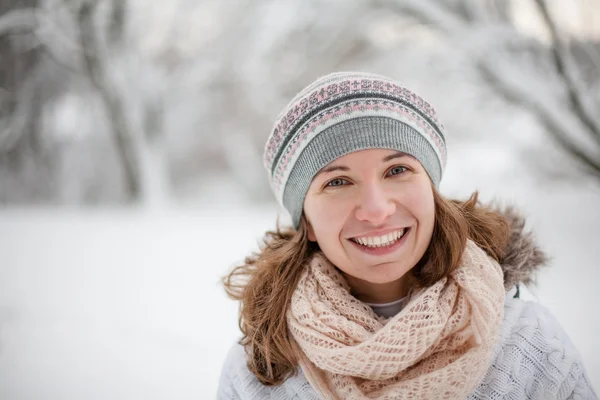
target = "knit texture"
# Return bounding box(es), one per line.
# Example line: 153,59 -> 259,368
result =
263,72 -> 447,227
287,240 -> 505,400
218,297 -> 598,399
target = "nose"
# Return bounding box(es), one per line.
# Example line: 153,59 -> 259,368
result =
354,183 -> 396,225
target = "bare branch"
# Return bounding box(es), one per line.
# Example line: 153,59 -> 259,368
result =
76,0 -> 141,200
77,0 -> 102,86
107,0 -> 125,45
0,8 -> 37,36
533,0 -> 600,148
0,4 -> 44,153
580,43 -> 600,75
29,4 -> 82,74
479,62 -> 600,178
0,72 -> 38,151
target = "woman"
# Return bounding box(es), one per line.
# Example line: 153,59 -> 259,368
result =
218,72 -> 597,399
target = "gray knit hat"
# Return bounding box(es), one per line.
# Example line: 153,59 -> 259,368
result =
263,71 -> 447,228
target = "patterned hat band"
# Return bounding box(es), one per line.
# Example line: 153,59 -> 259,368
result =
263,72 -> 447,228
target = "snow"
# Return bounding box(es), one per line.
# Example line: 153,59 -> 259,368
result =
0,206 -> 279,399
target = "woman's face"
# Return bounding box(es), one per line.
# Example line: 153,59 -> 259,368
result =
303,149 -> 435,302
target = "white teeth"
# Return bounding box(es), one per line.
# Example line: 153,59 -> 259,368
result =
381,234 -> 389,245
353,229 -> 406,248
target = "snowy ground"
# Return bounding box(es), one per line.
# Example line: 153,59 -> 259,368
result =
0,185 -> 599,399
0,206 -> 276,400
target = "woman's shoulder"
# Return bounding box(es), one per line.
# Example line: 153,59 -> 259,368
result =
500,295 -> 581,350
217,341 -> 320,400
469,296 -> 597,399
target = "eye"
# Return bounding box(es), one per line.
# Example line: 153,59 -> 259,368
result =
387,165 -> 407,177
325,178 -> 349,188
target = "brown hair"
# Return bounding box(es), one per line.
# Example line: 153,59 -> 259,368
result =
222,190 -> 510,385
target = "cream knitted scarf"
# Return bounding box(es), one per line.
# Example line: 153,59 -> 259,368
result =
287,240 -> 505,400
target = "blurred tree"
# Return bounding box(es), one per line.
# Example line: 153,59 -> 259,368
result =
2,0 -> 598,205
74,0 -> 170,206
377,0 -> 600,181
0,0 -> 62,201
0,0 -> 170,205
76,0 -> 139,199
523,0 -> 600,178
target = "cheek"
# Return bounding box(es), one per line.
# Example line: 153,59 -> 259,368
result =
305,198 -> 352,241
402,184 -> 435,227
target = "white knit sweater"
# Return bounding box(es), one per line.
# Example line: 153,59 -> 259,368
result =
218,297 -> 597,399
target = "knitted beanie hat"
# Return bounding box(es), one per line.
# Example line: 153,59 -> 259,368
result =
263,71 -> 447,228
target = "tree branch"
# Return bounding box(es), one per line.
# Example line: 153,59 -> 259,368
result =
0,8 -> 37,36
381,0 -> 600,180
479,61 -> 600,178
107,0 -> 125,45
533,0 -> 600,148
0,73 -> 38,152
76,0 -> 141,200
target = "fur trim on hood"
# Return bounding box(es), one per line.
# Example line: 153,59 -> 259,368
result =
498,207 -> 549,291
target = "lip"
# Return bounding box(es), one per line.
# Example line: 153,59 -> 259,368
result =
346,227 -> 408,240
347,227 -> 411,256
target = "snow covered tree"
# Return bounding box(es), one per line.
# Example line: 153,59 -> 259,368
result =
0,0 -> 170,204
377,0 -> 600,181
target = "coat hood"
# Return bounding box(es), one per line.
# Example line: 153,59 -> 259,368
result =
497,207 -> 549,291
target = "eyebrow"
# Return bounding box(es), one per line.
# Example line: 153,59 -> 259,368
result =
383,151 -> 411,162
315,151 -> 411,177
317,165 -> 350,176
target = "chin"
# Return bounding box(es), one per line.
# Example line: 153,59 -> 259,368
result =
359,264 -> 412,284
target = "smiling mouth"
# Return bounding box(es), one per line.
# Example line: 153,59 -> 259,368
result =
349,228 -> 409,248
